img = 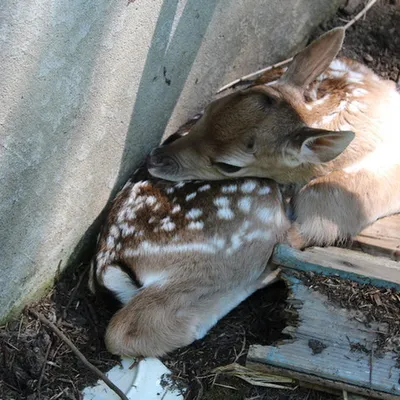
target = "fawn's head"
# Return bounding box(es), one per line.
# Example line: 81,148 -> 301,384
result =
147,28 -> 354,183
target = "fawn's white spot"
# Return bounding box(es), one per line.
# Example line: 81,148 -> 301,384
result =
322,113 -> 337,125
245,230 -> 271,241
198,184 -> 211,192
258,186 -> 271,195
186,208 -> 203,219
241,181 -> 257,193
188,221 -> 204,230
109,225 -> 120,238
124,241 -> 217,256
217,208 -> 234,220
347,71 -> 364,84
137,180 -> 150,188
237,197 -> 252,213
118,207 -> 136,221
221,184 -> 237,193
175,182 -> 186,189
103,266 -> 139,305
314,96 -> 330,106
213,236 -> 226,249
352,88 -> 368,97
148,216 -> 156,223
348,101 -> 365,113
330,59 -> 348,72
226,221 -> 250,254
186,192 -> 197,201
329,69 -> 346,79
171,205 -> 181,214
305,104 -> 313,110
160,217 -> 176,231
228,233 -> 242,253
257,207 -> 272,223
106,236 -> 115,249
337,100 -> 347,111
120,223 -> 135,237
166,187 -> 175,194
145,196 -> 157,206
214,197 -> 230,208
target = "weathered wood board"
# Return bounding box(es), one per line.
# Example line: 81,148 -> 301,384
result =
353,214 -> 400,261
247,273 -> 400,399
272,244 -> 400,290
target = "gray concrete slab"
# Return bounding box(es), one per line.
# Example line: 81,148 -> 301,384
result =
0,0 -> 344,321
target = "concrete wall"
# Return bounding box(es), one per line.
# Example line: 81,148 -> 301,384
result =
0,0 -> 344,321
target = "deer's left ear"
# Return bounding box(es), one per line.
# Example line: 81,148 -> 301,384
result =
285,127 -> 355,165
280,27 -> 345,89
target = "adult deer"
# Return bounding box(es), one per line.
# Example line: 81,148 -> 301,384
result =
147,28 -> 400,248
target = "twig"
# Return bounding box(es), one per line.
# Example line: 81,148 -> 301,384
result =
37,340 -> 52,399
17,315 -> 23,341
195,376 -> 204,400
216,58 -> 292,94
344,0 -> 378,29
62,265 -> 89,319
233,332 -> 247,363
30,310 -> 128,400
216,0 -> 378,94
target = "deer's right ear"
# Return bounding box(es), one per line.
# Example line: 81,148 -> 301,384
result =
284,127 -> 355,165
280,27 -> 345,89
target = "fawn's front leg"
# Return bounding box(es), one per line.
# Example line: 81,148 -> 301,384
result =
287,169 -> 400,249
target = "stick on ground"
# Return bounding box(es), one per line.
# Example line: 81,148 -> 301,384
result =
37,340 -> 52,399
30,310 -> 129,400
216,0 -> 378,94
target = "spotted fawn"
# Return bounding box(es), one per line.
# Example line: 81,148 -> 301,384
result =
147,28 -> 400,249
89,131 -> 289,357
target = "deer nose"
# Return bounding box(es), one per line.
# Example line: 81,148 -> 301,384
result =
147,147 -> 178,170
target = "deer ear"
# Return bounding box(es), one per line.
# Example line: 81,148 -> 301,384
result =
287,127 -> 355,164
280,27 -> 345,89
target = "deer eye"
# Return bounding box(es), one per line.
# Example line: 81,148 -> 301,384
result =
213,162 -> 242,174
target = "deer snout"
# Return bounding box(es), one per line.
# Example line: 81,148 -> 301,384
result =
147,147 -> 178,170
147,147 -> 181,180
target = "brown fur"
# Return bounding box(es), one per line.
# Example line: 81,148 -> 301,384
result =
90,161 -> 289,357
147,28 -> 400,247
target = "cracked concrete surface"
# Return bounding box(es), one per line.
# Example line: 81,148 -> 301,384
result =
0,0 -> 344,321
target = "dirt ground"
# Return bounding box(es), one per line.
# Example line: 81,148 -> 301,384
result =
1,1 -> 400,399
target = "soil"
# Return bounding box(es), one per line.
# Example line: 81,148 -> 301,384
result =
1,1 -> 400,399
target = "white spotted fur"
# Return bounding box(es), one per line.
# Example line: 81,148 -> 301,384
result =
90,176 -> 289,358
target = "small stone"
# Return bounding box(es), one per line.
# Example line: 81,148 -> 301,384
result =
342,0 -> 363,15
363,53 -> 373,63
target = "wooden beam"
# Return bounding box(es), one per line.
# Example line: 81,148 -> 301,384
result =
272,244 -> 400,290
247,273 -> 400,399
245,362 -> 397,400
353,215 -> 400,261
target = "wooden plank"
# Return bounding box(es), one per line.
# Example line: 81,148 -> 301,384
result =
247,273 -> 400,399
353,215 -> 400,261
272,244 -> 400,290
245,362 -> 396,400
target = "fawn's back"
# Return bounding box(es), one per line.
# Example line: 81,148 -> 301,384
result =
89,149 -> 289,356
